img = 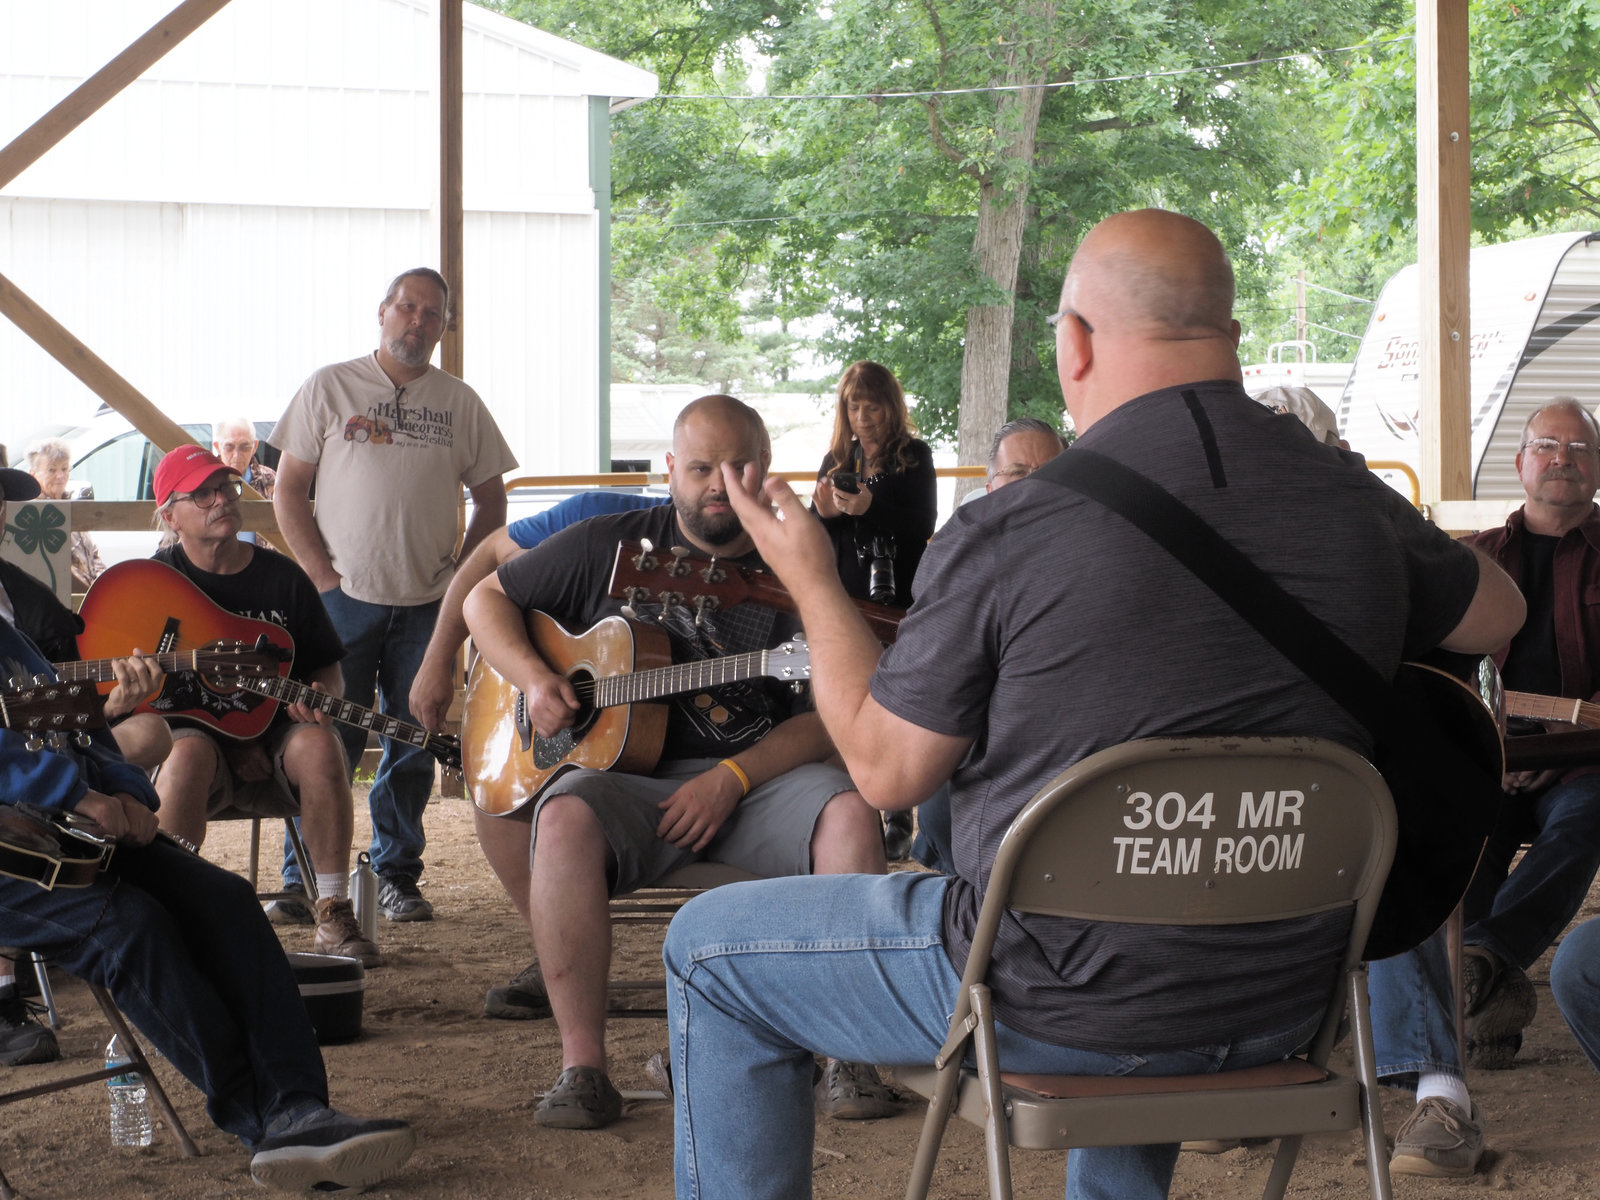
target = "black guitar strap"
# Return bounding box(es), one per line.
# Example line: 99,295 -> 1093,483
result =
1034,445 -> 1501,957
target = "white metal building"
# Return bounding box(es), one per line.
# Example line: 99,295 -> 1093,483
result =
0,0 -> 657,475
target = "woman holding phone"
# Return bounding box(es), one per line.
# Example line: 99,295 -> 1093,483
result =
811,360 -> 936,610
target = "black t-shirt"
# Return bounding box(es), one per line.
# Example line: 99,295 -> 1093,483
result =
152,544 -> 345,688
1501,532 -> 1562,697
496,505 -> 806,761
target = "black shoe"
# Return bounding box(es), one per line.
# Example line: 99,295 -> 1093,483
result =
376,875 -> 434,922
265,883 -> 316,926
484,961 -> 551,1020
883,810 -> 914,862
250,1107 -> 416,1192
0,987 -> 60,1067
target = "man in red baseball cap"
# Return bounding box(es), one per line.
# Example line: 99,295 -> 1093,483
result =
147,445 -> 378,966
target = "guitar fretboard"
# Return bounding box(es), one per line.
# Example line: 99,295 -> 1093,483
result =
55,649 -> 269,683
586,649 -> 777,708
1506,691 -> 1600,729
236,676 -> 454,757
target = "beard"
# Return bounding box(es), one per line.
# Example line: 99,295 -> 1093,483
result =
385,330 -> 431,369
674,491 -> 744,547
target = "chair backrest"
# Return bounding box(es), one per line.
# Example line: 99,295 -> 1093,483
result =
964,737 -> 1396,1007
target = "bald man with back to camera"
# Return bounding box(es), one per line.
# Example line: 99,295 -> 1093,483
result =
664,208 -> 1525,1200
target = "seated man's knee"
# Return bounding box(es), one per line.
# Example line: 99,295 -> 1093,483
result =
531,795 -> 607,864
811,790 -> 889,873
282,724 -> 355,792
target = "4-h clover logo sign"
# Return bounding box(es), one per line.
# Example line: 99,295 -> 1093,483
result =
3,503 -> 68,595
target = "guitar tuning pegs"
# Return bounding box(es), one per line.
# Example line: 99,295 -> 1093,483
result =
691,595 -> 720,628
620,586 -> 648,621
31,673 -> 48,686
632,538 -> 659,572
23,734 -> 43,752
790,681 -> 807,695
698,556 -> 727,584
668,546 -> 692,577
73,732 -> 92,750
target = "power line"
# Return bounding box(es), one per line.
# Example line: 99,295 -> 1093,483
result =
649,34 -> 1411,103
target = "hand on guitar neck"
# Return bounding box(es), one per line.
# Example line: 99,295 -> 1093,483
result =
71,791 -> 159,847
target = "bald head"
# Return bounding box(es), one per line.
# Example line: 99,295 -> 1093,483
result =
1061,209 -> 1235,339
673,394 -> 770,463
1054,209 -> 1243,431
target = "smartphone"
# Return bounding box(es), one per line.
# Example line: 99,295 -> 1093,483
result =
832,471 -> 860,494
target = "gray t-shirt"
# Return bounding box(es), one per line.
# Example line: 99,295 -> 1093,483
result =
871,380 -> 1480,1052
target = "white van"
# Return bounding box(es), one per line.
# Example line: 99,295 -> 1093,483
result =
1337,230 -> 1600,500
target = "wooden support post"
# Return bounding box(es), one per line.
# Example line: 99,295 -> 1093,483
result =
438,0 -> 465,379
0,0 -> 234,190
1416,0 -> 1473,503
0,269 -> 192,451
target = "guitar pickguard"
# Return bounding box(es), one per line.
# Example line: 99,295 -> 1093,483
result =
147,674 -> 271,723
533,728 -> 582,769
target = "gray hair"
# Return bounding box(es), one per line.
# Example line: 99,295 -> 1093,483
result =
989,417 -> 1067,469
23,437 -> 70,470
1522,397 -> 1600,445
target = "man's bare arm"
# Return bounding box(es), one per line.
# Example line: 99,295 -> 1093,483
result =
462,572 -> 580,736
271,452 -> 340,592
410,527 -> 521,730
1439,548 -> 1526,654
720,464 -> 972,808
461,476 -> 508,564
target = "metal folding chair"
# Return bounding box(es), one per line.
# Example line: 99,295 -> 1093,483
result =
899,736 -> 1398,1200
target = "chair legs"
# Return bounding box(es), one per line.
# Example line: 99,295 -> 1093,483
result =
244,816 -> 319,905
28,953 -> 59,1029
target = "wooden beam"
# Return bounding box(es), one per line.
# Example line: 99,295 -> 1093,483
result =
0,0 -> 234,191
0,269 -> 192,451
1416,0 -> 1473,502
438,0 -> 465,378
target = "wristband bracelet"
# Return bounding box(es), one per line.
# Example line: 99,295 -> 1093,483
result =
719,758 -> 752,797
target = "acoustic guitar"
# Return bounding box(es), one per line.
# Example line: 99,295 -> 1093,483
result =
462,611 -> 812,816
608,538 -> 904,643
76,560 -> 463,771
77,559 -> 293,740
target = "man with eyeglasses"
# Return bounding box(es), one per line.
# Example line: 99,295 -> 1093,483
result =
146,445 -> 379,967
1453,397 -> 1600,1071
986,416 -> 1067,492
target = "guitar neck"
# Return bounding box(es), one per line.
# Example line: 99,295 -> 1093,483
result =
240,676 -> 450,754
56,650 -> 222,683
589,648 -> 776,708
1506,691 -> 1600,730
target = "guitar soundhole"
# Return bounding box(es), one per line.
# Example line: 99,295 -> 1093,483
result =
531,670 -> 597,769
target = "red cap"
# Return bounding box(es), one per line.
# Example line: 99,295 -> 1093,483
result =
154,444 -> 234,506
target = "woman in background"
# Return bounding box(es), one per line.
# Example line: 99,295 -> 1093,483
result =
811,360 -> 935,610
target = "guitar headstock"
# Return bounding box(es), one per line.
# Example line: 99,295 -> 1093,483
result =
766,636 -> 812,682
196,637 -> 294,689
609,539 -> 756,626
0,678 -> 108,751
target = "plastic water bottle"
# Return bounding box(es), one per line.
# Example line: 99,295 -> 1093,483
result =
105,1035 -> 153,1148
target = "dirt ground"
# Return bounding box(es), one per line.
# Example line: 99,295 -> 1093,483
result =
5,788 -> 1600,1200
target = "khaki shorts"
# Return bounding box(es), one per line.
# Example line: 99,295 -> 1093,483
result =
170,723 -> 305,819
528,758 -> 856,895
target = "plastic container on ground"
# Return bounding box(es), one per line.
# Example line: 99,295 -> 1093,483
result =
105,1034 -> 153,1148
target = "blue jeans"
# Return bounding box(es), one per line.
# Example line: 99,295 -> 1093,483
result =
664,872 -> 1322,1200
1463,774 -> 1600,970
0,837 -> 327,1146
1551,917 -> 1600,1074
284,590 -> 440,885
908,783 -> 954,874
1367,928 -> 1462,1088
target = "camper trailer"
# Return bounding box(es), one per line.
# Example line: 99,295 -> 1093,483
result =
1338,230 -> 1600,500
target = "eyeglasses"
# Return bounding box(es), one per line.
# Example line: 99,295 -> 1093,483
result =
176,479 -> 244,508
990,463 -> 1040,482
1045,308 -> 1095,334
1521,438 -> 1598,459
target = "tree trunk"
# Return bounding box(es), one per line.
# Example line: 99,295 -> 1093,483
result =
953,15 -> 1052,500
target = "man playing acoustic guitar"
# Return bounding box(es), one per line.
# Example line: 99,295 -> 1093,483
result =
147,445 -> 380,968
462,394 -> 887,1130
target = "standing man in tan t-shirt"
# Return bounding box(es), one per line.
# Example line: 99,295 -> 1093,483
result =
272,267 -> 517,921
